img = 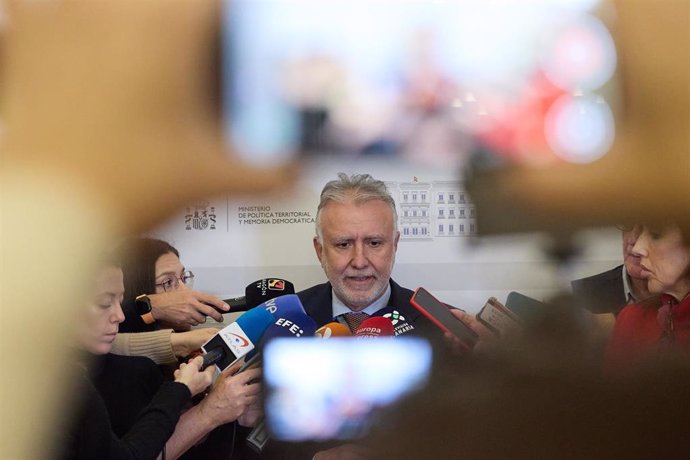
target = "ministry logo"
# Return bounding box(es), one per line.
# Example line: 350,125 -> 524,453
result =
185,201 -> 217,231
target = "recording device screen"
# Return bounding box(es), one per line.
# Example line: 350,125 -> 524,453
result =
222,0 -> 471,165
410,287 -> 478,348
263,337 -> 432,442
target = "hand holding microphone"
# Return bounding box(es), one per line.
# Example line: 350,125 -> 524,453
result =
149,289 -> 230,328
171,328 -> 219,359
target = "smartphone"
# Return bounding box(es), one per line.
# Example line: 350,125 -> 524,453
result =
410,287 -> 478,350
505,291 -> 548,323
476,297 -> 520,337
222,0 -> 472,165
263,337 -> 432,442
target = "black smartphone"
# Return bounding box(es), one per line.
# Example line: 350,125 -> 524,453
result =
505,291 -> 548,323
410,287 -> 478,350
263,337 -> 432,441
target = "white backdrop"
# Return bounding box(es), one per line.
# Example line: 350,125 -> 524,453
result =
148,158 -> 621,316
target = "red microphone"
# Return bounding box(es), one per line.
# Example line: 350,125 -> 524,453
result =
355,316 -> 394,338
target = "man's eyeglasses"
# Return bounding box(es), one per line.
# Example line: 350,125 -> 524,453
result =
156,270 -> 195,292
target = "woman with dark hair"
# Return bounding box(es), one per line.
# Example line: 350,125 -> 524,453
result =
63,255 -> 215,459
606,223 -> 690,371
64,255 -> 262,460
115,237 -> 229,333
120,238 -> 181,305
108,237 -> 222,366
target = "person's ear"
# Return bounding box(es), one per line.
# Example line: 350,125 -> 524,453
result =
394,231 -> 400,251
313,236 -> 324,264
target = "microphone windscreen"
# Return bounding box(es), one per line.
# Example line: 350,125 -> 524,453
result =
245,311 -> 317,360
258,293 -> 306,317
355,317 -> 395,338
236,306 -> 276,344
315,322 -> 352,338
265,311 -> 318,341
245,278 -> 295,309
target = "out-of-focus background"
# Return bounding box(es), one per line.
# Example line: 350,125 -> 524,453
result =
149,0 -> 625,319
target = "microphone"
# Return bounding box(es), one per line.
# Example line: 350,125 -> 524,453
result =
242,295 -> 311,361
355,316 -> 395,338
223,278 -> 295,312
201,306 -> 274,371
371,306 -> 416,336
315,322 -> 352,338
256,293 -> 306,317
245,310 -> 317,453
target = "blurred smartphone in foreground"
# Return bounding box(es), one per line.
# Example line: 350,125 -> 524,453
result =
263,337 -> 432,442
222,0 -> 470,166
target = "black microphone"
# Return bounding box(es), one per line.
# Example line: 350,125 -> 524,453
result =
223,278 -> 295,312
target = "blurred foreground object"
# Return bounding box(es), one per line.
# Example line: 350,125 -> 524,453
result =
467,0 -> 690,236
1,1 -> 293,458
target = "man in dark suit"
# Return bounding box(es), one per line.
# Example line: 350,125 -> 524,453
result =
572,225 -> 650,316
290,172 -> 441,460
297,172 -> 435,337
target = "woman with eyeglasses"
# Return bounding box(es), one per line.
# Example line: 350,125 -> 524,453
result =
102,238 -> 226,367
605,223 -> 690,372
116,238 -> 230,334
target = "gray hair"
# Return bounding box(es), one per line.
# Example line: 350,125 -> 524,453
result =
315,173 -> 398,241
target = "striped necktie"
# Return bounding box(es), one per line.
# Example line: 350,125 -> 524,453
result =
343,312 -> 370,333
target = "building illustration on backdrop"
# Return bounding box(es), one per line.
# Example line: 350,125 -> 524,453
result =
385,179 -> 476,240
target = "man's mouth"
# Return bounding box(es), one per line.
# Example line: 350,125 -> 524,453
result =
346,275 -> 375,283
639,264 -> 653,277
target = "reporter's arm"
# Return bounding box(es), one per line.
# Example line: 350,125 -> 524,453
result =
149,290 -> 230,328
112,330 -> 176,365
170,328 -> 219,359
161,363 -> 262,459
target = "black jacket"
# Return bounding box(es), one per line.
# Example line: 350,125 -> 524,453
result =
571,265 -> 627,315
297,278 -> 437,338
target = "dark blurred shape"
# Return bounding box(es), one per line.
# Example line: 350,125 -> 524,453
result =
366,294 -> 690,459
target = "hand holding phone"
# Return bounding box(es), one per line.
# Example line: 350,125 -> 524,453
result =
410,287 -> 478,350
476,297 -> 521,337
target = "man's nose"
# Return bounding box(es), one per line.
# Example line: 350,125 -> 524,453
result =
350,243 -> 369,268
